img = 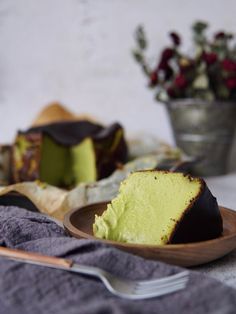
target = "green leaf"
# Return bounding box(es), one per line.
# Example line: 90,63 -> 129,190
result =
192,21 -> 208,34
155,89 -> 169,102
217,84 -> 230,99
135,26 -> 147,50
192,89 -> 215,101
192,73 -> 209,89
132,50 -> 144,63
141,64 -> 150,76
226,33 -> 234,40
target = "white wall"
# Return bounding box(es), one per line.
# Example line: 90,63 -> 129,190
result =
1,0 -> 236,144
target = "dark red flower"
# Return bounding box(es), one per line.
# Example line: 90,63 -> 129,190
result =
169,32 -> 181,46
149,71 -> 158,86
202,51 -> 217,65
225,77 -> 236,89
215,32 -> 226,40
167,86 -> 176,98
158,60 -> 168,71
158,60 -> 173,80
222,59 -> 236,72
160,48 -> 174,62
174,74 -> 188,89
164,65 -> 173,80
179,58 -> 195,73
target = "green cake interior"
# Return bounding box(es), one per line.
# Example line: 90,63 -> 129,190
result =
40,136 -> 70,186
14,134 -> 110,187
40,136 -> 97,187
71,138 -> 97,184
93,171 -> 202,245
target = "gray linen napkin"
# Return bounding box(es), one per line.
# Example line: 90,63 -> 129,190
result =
0,205 -> 235,314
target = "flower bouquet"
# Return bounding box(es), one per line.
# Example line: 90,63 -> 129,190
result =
133,21 -> 236,102
133,21 -> 236,176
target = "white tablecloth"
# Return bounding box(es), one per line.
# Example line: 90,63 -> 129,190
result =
196,173 -> 236,288
206,173 -> 236,211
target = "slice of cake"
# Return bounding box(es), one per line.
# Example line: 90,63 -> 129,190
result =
0,145 -> 12,185
93,171 -> 223,245
12,121 -> 128,188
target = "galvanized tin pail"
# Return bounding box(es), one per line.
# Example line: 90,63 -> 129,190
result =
166,99 -> 236,176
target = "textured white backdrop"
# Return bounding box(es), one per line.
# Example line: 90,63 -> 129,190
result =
1,0 -> 236,144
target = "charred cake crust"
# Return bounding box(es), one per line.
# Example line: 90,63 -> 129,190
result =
0,145 -> 12,185
170,180 -> 223,243
132,170 -> 223,244
12,132 -> 43,182
21,121 -> 127,147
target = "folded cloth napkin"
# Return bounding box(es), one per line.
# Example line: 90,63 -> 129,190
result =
0,206 -> 235,314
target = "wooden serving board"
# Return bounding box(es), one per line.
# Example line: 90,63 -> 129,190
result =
64,202 -> 236,267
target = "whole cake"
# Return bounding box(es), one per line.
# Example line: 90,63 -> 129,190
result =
93,171 -> 223,245
12,121 -> 128,188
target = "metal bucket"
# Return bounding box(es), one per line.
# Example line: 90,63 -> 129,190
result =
166,99 -> 236,176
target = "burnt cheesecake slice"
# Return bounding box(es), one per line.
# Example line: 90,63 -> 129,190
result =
93,171 -> 223,245
12,121 -> 128,188
0,145 -> 12,185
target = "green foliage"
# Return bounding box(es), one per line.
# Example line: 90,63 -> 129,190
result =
134,26 -> 147,50
192,21 -> 208,35
132,21 -> 236,102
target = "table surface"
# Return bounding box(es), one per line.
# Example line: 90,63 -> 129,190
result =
193,173 -> 236,288
51,172 -> 236,289
206,173 -> 236,211
1,161 -> 236,288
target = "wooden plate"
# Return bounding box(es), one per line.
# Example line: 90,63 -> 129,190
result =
63,202 -> 236,267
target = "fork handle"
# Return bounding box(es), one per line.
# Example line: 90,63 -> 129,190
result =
0,246 -> 73,269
